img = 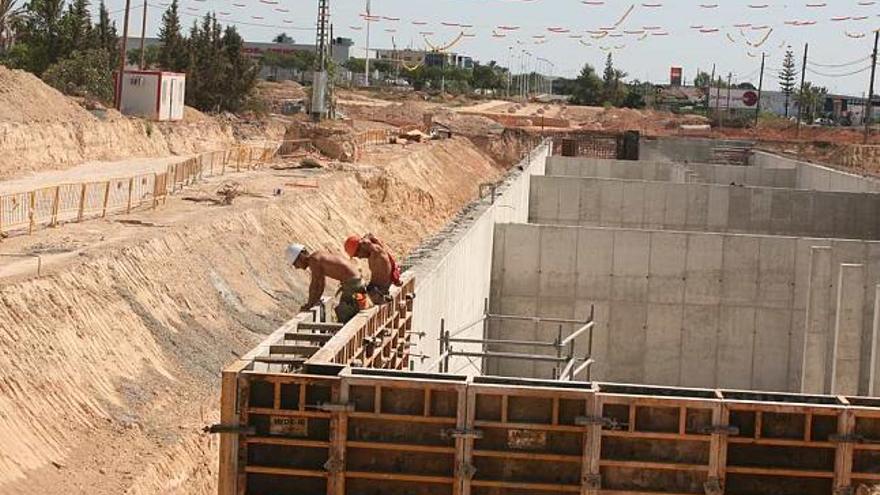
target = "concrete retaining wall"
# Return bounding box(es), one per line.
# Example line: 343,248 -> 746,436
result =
529,175 -> 880,240
408,143 -> 550,374
489,222 -> 880,394
546,156 -> 796,188
752,150 -> 880,192
640,136 -> 754,163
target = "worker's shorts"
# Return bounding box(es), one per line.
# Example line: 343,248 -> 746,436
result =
335,277 -> 368,324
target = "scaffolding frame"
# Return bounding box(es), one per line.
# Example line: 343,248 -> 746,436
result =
434,301 -> 595,381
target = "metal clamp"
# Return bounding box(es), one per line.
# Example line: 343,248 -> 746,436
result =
203,424 -> 256,435
575,416 -> 620,429
316,402 -> 356,413
700,425 -> 740,436
324,458 -> 344,473
830,434 -> 865,444
457,463 -> 477,479
442,428 -> 484,440
582,474 -> 601,489
703,478 -> 723,495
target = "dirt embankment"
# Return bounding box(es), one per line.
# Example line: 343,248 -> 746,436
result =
0,66 -> 284,181
0,137 -> 501,495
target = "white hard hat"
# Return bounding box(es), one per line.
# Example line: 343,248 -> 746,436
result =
286,244 -> 305,264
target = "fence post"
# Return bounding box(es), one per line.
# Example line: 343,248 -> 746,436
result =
28,191 -> 35,234
236,148 -> 242,172
127,177 -> 134,213
77,183 -> 86,221
0,195 -> 4,237
152,174 -> 159,209
51,186 -> 60,226
101,181 -> 111,218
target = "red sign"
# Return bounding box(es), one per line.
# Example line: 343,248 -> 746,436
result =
670,67 -> 683,86
742,91 -> 758,107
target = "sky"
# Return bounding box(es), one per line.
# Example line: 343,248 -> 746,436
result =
102,0 -> 880,96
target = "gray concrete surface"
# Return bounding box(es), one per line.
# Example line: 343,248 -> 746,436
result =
752,150 -> 880,193
489,222 -> 880,394
408,143 -> 550,376
547,156 -> 796,188
529,175 -> 880,240
831,264 -> 866,395
640,136 -> 754,163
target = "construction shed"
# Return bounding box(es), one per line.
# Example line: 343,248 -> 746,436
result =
117,70 -> 186,121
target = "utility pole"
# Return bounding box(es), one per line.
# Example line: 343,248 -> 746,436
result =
311,0 -> 330,121
865,31 -> 878,144
715,74 -> 723,129
796,43 -> 809,138
115,0 -> 132,110
364,0 -> 371,87
506,46 -> 512,99
706,64 -> 715,112
726,72 -> 733,121
138,0 -> 147,69
755,52 -> 765,128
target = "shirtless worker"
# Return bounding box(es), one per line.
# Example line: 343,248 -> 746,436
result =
286,244 -> 371,324
344,233 -> 402,303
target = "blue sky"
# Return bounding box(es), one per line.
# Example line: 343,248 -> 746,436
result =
105,0 -> 880,95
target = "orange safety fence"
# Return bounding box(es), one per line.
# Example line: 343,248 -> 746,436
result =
0,142 -> 280,237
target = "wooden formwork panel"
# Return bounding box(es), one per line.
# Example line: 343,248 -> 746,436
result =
220,374 -> 880,495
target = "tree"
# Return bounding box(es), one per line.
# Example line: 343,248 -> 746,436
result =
0,0 -> 21,52
157,0 -> 186,71
127,44 -> 159,67
59,0 -> 91,58
13,0 -> 66,74
600,54 -> 627,105
620,80 -> 647,109
472,62 -> 502,91
220,24 -> 257,111
93,0 -> 118,69
779,47 -> 797,117
42,47 -> 113,101
736,82 -> 757,90
794,81 -> 827,122
569,63 -> 602,106
693,71 -> 712,89
272,32 -> 292,44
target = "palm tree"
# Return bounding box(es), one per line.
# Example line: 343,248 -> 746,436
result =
0,0 -> 20,53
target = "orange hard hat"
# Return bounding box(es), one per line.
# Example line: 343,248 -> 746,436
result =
344,235 -> 361,257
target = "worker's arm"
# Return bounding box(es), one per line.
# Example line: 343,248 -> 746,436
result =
301,263 -> 326,311
364,233 -> 387,248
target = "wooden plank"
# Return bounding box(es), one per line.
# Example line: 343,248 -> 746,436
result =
583,393 -> 602,495
599,459 -> 710,472
459,385 -> 474,495
725,465 -> 833,478
218,360 -> 248,495
833,409 -> 856,493
244,465 -> 328,478
471,480 -> 580,492
345,471 -> 453,484
473,449 -> 581,463
246,437 -> 330,448
348,441 -> 455,454
328,377 -> 347,495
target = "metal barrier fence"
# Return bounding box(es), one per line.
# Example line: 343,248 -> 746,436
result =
353,129 -> 394,147
0,143 -> 280,237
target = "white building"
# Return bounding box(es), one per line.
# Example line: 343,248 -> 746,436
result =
118,70 -> 186,121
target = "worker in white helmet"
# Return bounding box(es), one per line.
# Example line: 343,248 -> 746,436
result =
286,243 -> 372,323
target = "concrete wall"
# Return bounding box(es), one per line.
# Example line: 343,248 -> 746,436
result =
489,222 -> 880,394
546,156 -> 796,188
640,136 -> 754,163
408,143 -> 550,375
529,175 -> 880,240
752,150 -> 880,193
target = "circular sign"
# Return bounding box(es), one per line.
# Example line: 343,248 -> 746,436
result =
742,91 -> 758,107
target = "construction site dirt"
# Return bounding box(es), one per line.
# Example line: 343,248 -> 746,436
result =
4,63 -> 880,495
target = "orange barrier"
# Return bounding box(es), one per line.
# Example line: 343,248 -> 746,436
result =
0,143 -> 280,237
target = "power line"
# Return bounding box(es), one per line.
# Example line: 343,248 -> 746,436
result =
808,55 -> 871,68
806,65 -> 873,78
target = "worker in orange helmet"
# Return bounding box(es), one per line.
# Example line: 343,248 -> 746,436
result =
344,233 -> 402,304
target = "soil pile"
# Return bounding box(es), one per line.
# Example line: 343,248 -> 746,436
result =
0,66 -> 96,123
